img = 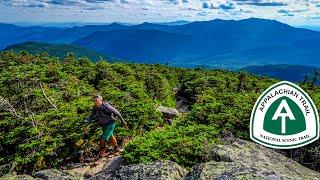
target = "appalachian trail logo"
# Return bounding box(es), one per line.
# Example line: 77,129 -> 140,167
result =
250,81 -> 319,149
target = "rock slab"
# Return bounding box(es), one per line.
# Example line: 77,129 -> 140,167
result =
33,169 -> 83,180
186,139 -> 320,180
90,160 -> 187,180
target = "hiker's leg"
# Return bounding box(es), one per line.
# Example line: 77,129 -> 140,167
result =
110,135 -> 118,147
98,139 -> 108,158
99,126 -> 109,158
110,135 -> 124,153
102,122 -> 123,154
102,122 -> 116,145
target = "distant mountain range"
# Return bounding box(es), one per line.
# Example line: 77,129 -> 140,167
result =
155,20 -> 190,26
7,42 -> 317,83
1,18 -> 320,69
241,64 -> 320,83
4,41 -> 109,61
298,26 -> 320,32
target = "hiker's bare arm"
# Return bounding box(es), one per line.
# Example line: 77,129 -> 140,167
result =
106,104 -> 127,126
83,108 -> 94,133
86,107 -> 95,125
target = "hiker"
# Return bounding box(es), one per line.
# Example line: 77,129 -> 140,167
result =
84,95 -> 128,158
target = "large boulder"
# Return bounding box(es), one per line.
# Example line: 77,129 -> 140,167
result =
90,160 -> 187,180
156,106 -> 179,119
69,156 -> 123,178
33,169 -> 83,180
186,139 -> 320,179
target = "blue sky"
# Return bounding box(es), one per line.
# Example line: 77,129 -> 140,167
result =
0,0 -> 320,26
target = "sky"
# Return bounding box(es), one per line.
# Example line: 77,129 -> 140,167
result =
0,0 -> 320,26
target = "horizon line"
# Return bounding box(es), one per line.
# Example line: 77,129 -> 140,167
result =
0,17 -> 289,26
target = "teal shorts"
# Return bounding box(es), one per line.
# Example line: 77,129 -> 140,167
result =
101,122 -> 116,141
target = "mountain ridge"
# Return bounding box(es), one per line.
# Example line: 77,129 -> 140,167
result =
241,64 -> 320,83
72,18 -> 320,68
3,41 -> 110,61
2,18 -> 320,68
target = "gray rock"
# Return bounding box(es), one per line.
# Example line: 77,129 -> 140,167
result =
0,173 -> 35,180
33,169 -> 83,180
0,162 -> 18,177
175,97 -> 190,113
156,106 -> 179,119
101,156 -> 123,172
84,156 -> 123,178
90,160 -> 187,180
68,163 -> 87,169
186,139 -> 320,180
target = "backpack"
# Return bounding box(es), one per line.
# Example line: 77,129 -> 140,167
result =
102,102 -> 112,116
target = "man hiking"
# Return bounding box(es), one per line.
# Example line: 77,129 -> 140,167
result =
84,95 -> 128,158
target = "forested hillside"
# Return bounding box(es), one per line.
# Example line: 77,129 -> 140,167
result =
1,51 -> 320,176
4,41 -> 109,62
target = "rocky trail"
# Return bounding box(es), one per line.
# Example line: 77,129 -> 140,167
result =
2,139 -> 320,180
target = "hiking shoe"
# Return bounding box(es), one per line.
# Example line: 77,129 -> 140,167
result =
99,149 -> 108,158
114,147 -> 124,153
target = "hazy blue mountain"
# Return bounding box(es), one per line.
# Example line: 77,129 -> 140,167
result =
17,23 -> 129,44
0,23 -> 68,49
3,41 -> 110,61
74,29 -> 191,63
2,18 -> 320,68
131,22 -> 179,33
73,18 -> 320,68
0,23 -> 44,49
0,23 -> 129,49
15,22 -> 109,28
298,26 -> 320,32
241,64 -> 320,82
155,20 -> 190,26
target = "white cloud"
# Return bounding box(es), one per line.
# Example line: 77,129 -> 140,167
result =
0,0 -> 320,25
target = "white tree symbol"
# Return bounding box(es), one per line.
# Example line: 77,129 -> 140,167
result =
272,99 -> 296,134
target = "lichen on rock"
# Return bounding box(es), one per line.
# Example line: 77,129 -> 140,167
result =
186,139 -> 320,180
90,160 -> 187,180
33,169 -> 83,180
0,173 -> 34,180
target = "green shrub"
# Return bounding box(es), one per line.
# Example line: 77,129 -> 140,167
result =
123,121 -> 219,167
